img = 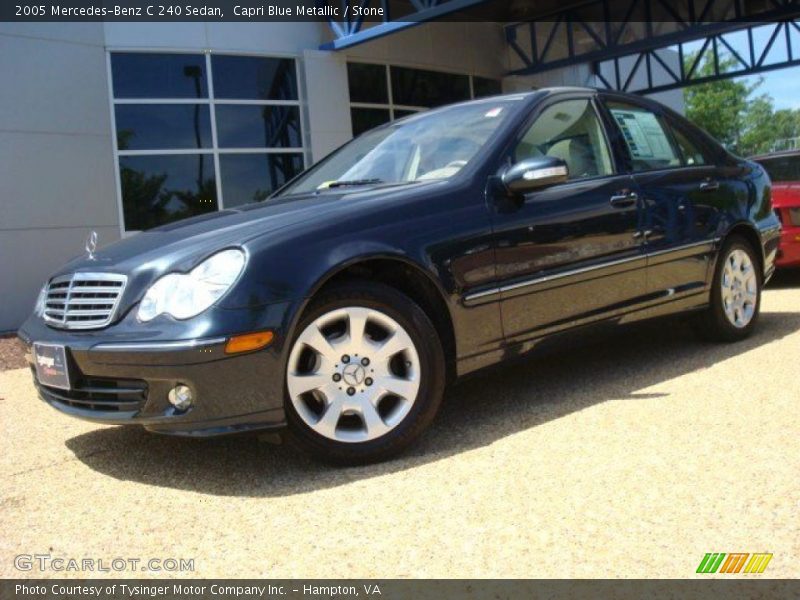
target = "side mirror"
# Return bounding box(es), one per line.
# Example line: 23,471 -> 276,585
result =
502,156 -> 569,194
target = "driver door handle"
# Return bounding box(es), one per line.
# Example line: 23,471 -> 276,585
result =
610,191 -> 638,208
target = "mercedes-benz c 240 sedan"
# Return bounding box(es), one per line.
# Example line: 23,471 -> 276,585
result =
19,88 -> 780,463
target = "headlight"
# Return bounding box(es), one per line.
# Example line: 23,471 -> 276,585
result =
137,249 -> 246,322
34,285 -> 47,317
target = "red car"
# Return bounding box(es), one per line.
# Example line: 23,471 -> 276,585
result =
752,150 -> 800,268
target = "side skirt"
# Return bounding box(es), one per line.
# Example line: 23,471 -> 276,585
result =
455,291 -> 709,378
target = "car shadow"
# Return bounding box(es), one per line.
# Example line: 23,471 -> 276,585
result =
65,311 -> 800,497
767,268 -> 800,289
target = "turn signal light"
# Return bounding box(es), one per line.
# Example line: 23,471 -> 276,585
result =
225,330 -> 274,354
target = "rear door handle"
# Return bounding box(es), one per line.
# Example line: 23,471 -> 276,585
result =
610,191 -> 638,208
699,180 -> 719,192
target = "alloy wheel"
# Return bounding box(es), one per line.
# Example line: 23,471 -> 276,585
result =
287,307 -> 421,443
720,248 -> 758,328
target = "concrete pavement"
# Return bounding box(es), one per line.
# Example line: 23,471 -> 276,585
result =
2,272 -> 798,578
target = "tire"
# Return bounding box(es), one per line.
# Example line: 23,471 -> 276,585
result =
693,235 -> 762,343
284,281 -> 446,465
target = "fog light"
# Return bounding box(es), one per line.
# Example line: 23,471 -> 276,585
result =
168,385 -> 193,411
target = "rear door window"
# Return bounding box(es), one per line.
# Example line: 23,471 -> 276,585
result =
668,123 -> 708,166
605,101 -> 681,172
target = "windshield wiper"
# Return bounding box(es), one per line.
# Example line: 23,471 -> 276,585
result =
327,178 -> 384,188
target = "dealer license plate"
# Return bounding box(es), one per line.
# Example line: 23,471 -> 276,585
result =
33,343 -> 71,390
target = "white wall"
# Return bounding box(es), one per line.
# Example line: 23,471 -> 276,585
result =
0,24 -> 119,331
339,22 -> 507,79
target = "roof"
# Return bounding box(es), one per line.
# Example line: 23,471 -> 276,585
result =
749,149 -> 800,160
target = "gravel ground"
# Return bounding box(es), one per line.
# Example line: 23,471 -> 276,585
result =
0,335 -> 26,372
1,272 -> 798,579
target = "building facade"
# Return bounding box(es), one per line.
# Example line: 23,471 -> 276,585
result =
0,21 -> 682,331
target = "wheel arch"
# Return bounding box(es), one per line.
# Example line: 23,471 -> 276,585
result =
289,253 -> 458,383
721,222 -> 765,276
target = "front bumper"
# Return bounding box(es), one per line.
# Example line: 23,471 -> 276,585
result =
18,303 -> 296,436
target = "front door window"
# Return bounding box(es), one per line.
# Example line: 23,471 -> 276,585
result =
513,99 -> 614,181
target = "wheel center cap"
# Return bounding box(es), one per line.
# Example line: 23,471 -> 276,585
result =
342,363 -> 365,386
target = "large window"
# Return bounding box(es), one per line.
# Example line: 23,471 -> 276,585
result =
347,63 -> 502,136
110,52 -> 305,231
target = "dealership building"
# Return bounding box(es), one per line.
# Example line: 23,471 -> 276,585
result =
2,1 -> 796,331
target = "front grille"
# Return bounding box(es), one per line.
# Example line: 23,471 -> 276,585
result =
35,372 -> 147,413
43,272 -> 127,330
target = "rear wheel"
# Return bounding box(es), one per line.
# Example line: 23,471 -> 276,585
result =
694,236 -> 762,342
285,282 -> 445,464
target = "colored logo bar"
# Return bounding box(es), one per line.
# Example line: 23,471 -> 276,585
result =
697,553 -> 773,574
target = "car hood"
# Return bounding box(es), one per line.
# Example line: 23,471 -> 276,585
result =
772,181 -> 800,208
52,181 -> 438,279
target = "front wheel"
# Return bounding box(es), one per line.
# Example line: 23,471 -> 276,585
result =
284,282 -> 445,464
694,236 -> 762,342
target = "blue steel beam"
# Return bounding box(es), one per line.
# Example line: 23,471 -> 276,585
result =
506,0 -> 800,76
592,19 -> 800,95
319,0 -> 491,50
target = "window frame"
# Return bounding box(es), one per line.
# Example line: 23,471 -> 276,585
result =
347,61 -> 502,136
107,48 -> 308,235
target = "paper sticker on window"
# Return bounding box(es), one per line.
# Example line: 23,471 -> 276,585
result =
611,109 -> 673,160
485,107 -> 503,118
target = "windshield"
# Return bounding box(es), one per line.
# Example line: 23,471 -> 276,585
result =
276,99 -> 520,196
755,154 -> 800,182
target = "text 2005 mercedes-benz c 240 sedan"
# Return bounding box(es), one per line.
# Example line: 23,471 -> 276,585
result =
19,88 -> 780,464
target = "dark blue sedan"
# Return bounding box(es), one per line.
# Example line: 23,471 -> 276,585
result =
19,88 -> 780,463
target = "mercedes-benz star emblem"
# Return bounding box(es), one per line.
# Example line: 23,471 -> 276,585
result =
342,363 -> 366,386
85,230 -> 98,260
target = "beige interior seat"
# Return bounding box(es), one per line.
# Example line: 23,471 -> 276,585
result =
547,138 -> 597,179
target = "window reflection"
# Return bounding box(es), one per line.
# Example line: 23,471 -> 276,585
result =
111,53 -> 208,99
347,63 -> 388,104
391,66 -> 470,107
115,104 -> 212,150
393,109 -> 420,119
473,77 -> 502,98
215,105 -> 301,148
119,155 -> 217,230
219,154 -> 304,207
212,55 -> 298,100
350,108 -> 391,136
